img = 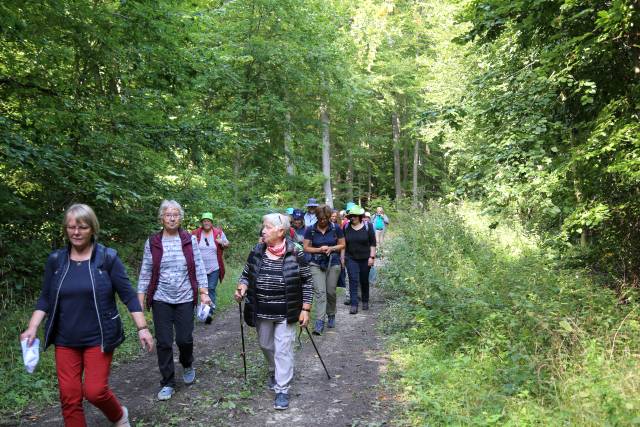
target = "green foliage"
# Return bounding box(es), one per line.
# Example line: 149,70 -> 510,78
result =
443,0 -> 640,277
381,204 -> 640,425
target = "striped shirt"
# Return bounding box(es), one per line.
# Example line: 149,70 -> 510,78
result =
137,235 -> 208,304
239,253 -> 313,320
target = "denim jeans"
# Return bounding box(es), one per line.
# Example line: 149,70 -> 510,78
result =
346,257 -> 370,307
207,269 -> 220,309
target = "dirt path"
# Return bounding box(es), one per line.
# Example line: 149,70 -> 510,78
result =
19,268 -> 392,426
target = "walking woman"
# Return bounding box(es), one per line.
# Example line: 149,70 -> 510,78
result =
341,205 -> 376,314
303,204 -> 345,334
20,204 -> 154,427
371,207 -> 390,248
234,213 -> 313,410
137,200 -> 210,401
191,212 -> 229,323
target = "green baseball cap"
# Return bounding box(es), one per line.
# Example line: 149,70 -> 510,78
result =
347,205 -> 365,216
201,212 -> 214,222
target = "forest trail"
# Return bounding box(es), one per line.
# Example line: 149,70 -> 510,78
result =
19,262 -> 392,427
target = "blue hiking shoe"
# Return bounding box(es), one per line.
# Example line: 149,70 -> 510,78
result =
183,367 -> 196,385
312,319 -> 324,335
274,392 -> 289,410
327,315 -> 336,328
157,386 -> 174,401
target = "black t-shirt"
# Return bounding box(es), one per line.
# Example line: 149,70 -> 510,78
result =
344,223 -> 376,260
54,260 -> 101,348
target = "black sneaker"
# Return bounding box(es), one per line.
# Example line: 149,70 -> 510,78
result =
274,392 -> 289,410
204,315 -> 213,324
267,374 -> 276,391
343,299 -> 351,305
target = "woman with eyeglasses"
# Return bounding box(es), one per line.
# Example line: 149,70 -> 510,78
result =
235,213 -> 313,410
191,212 -> 229,323
137,200 -> 210,401
20,204 -> 154,427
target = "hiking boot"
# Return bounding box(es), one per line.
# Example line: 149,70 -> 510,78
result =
267,373 -> 276,391
343,299 -> 351,305
274,392 -> 289,410
327,315 -> 336,328
363,302 -> 369,310
114,406 -> 130,427
312,319 -> 324,335
157,386 -> 174,401
349,305 -> 358,315
183,367 -> 196,385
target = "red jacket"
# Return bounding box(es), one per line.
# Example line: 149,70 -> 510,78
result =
191,227 -> 226,282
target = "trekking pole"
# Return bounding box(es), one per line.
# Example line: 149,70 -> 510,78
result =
238,302 -> 247,381
304,326 -> 331,380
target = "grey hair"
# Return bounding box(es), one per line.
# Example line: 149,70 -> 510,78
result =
263,213 -> 290,232
64,203 -> 100,239
158,199 -> 184,222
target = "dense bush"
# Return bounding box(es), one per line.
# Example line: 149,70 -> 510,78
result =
381,204 -> 640,425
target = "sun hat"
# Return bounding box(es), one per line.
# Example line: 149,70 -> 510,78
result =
347,205 -> 365,216
292,209 -> 304,220
345,201 -> 356,211
201,212 -> 214,222
305,198 -> 319,207
364,212 -> 371,218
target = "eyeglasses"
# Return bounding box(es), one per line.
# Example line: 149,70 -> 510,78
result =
163,213 -> 180,219
204,237 -> 209,246
66,225 -> 91,232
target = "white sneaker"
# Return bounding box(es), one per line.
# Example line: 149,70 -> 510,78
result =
157,386 -> 175,401
114,406 -> 130,427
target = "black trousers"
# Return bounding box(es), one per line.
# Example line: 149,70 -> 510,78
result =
152,300 -> 194,387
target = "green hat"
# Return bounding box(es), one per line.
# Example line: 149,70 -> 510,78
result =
285,207 -> 294,215
345,201 -> 356,211
347,205 -> 365,216
201,212 -> 214,222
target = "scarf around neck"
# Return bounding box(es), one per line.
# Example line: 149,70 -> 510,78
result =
266,239 -> 286,257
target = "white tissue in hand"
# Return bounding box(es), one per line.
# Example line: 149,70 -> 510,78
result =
21,338 -> 40,374
196,303 -> 211,322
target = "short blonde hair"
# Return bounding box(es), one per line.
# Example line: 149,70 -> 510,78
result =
64,204 -> 100,239
263,213 -> 290,232
158,200 -> 184,222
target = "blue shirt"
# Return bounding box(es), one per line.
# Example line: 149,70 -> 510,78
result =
304,212 -> 317,228
54,260 -> 101,348
303,223 -> 344,266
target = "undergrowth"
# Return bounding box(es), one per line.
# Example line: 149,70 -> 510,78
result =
380,202 -> 640,426
0,262 -> 242,423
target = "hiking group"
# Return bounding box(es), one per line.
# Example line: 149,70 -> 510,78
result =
19,197 -> 389,425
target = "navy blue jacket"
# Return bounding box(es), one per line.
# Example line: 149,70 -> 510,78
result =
36,243 -> 142,352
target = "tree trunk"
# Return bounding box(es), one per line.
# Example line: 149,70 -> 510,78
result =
412,139 -> 420,207
320,103 -> 334,207
392,112 -> 402,201
284,110 -> 294,176
402,140 -> 409,185
346,148 -> 354,202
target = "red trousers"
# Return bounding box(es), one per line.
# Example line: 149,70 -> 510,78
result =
55,346 -> 123,427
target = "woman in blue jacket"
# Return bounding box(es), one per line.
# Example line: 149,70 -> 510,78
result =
20,204 -> 154,427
